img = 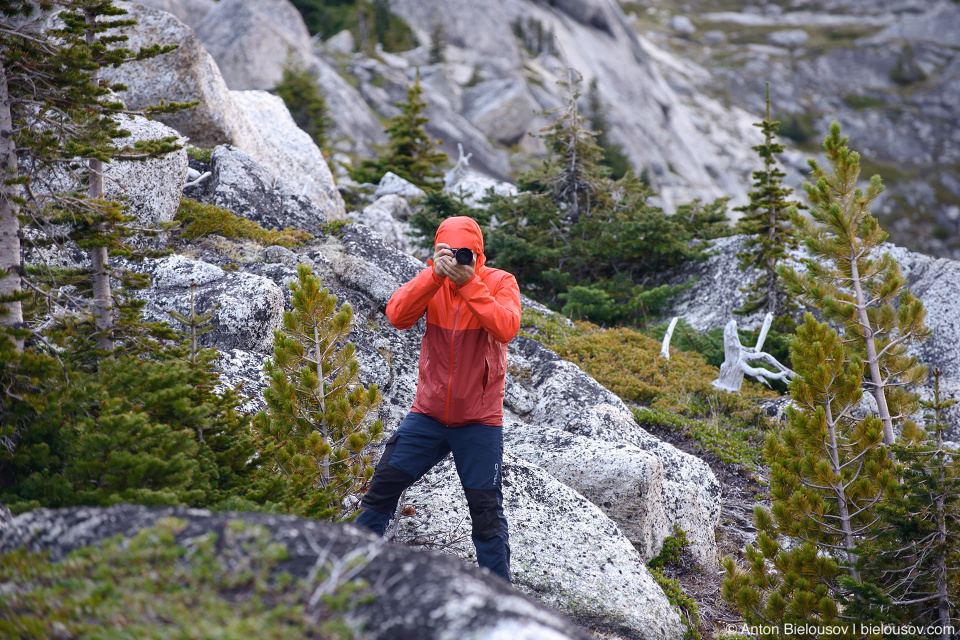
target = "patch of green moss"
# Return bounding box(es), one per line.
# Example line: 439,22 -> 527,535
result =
0,517 -> 365,639
649,525 -> 691,570
186,146 -> 213,163
176,198 -> 313,249
842,93 -> 889,110
635,407 -> 765,469
518,307 -> 583,345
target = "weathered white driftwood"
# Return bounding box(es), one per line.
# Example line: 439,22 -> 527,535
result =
712,313 -> 795,393
443,143 -> 473,190
660,317 -> 679,360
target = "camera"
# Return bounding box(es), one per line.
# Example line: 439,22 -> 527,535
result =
449,247 -> 474,265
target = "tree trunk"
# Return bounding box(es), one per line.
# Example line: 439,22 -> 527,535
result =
315,322 -> 330,486
850,255 -> 894,446
86,10 -> 114,353
824,400 -> 861,581
0,62 -> 24,352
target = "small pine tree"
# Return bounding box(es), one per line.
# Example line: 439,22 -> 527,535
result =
735,84 -> 801,320
428,21 -> 445,64
349,74 -> 447,188
779,122 -> 929,448
527,68 -> 608,224
255,264 -> 384,520
723,314 -> 897,636
274,58 -> 330,151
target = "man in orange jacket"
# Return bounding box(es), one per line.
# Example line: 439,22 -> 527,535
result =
355,216 -> 521,583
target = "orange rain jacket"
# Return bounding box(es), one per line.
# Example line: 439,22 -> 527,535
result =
386,217 -> 521,427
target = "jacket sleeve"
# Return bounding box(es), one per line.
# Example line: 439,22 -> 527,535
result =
458,271 -> 522,343
386,267 -> 444,329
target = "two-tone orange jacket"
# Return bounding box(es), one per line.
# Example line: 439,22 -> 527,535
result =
386,217 -> 521,427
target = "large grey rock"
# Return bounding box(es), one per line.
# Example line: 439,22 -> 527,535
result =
136,254 -> 284,352
374,171 -> 426,200
344,56 -> 512,180
396,454 -> 685,640
504,421 -> 670,561
0,505 -> 596,640
766,29 -> 810,48
462,79 -> 538,145
197,145 -> 329,234
104,115 -> 188,228
668,15 -> 696,36
131,0 -> 214,28
104,3 -> 246,148
309,56 -> 387,154
194,0 -> 314,90
229,91 -> 345,218
550,0 -> 613,33
507,336 -> 722,571
444,170 -> 517,208
102,5 -> 344,217
353,195 -> 415,254
322,29 -> 355,55
388,0 -> 522,76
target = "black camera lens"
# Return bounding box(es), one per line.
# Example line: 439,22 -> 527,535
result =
452,247 -> 474,265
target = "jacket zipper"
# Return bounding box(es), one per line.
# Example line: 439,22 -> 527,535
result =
444,289 -> 461,425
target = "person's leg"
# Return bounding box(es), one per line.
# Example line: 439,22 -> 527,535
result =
449,423 -> 510,583
356,412 -> 450,536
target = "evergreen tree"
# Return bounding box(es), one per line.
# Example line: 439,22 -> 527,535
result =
275,58 -> 330,151
255,265 -> 384,520
2,1 -> 190,360
526,68 -> 607,224
735,84 -> 801,321
585,77 -> 632,181
349,74 -> 447,188
866,369 -> 960,637
779,122 -> 928,448
428,21 -> 445,64
723,314 -> 897,637
59,0 -> 186,353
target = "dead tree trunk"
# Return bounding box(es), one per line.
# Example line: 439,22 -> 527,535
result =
713,313 -> 795,392
0,62 -> 23,352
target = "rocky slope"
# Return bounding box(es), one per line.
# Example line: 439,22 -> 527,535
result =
633,0 -> 960,259
133,0 -> 957,257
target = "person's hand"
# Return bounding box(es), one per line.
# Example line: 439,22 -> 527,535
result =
434,243 -> 476,286
433,243 -> 453,280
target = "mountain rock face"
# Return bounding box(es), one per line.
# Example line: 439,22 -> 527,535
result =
194,0 -> 314,90
645,0 -> 960,259
0,505 -> 597,640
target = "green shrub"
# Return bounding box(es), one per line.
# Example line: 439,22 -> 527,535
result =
0,517 -> 362,639
290,0 -> 414,52
175,198 -> 313,248
186,145 -> 213,162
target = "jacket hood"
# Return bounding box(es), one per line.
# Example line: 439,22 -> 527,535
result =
435,217 -> 485,269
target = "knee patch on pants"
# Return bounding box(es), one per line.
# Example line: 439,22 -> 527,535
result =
464,487 -> 503,540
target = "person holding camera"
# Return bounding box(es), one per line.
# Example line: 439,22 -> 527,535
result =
355,216 -> 521,583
